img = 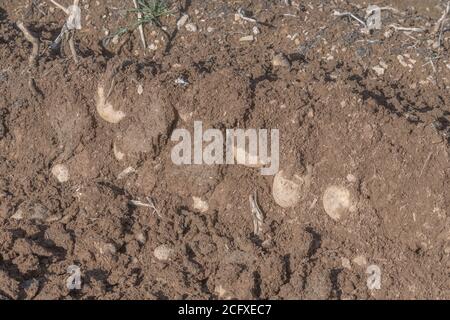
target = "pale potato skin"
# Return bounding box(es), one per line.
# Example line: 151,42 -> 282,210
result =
272,170 -> 304,208
322,185 -> 352,221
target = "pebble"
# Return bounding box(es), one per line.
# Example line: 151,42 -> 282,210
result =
239,35 -> 254,42
135,232 -> 146,244
175,76 -> 189,86
137,84 -> 144,95
185,23 -> 198,32
154,244 -> 174,261
272,53 -> 291,68
51,164 -> 70,183
98,242 -> 117,255
372,66 -> 385,76
177,14 -> 189,30
397,55 -> 415,69
192,197 -> 209,213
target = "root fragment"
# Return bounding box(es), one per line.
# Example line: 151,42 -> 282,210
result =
17,21 -> 40,67
249,191 -> 264,236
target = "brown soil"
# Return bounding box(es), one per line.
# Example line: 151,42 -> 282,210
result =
0,0 -> 449,300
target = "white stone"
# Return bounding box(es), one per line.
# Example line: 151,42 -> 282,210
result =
52,164 -> 70,183
154,244 -> 174,261
185,23 -> 198,32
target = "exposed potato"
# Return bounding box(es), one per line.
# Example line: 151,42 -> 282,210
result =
322,185 -> 352,221
273,168 -> 311,208
96,85 -> 126,124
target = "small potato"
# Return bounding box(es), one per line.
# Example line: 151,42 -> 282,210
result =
273,168 -> 310,208
96,85 -> 126,124
322,185 -> 352,221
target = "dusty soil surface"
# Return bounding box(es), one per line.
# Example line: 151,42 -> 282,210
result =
0,0 -> 449,300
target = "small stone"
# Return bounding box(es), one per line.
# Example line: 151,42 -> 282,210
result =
11,208 -> 24,220
384,29 -> 394,38
239,35 -> 254,42
112,35 -> 120,45
397,55 -> 411,68
51,164 -> 70,183
272,53 -> 291,68
192,197 -> 209,213
177,14 -> 189,30
253,26 -> 260,35
137,84 -> 144,95
135,233 -> 146,244
185,23 -> 198,32
98,242 -> 116,255
154,244 -> 174,261
175,76 -> 189,86
372,66 -> 385,76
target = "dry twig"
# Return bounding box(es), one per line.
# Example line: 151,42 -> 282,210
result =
388,24 -> 425,33
333,10 -> 366,27
49,0 -> 69,14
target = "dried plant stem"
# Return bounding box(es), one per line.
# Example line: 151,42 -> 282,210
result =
49,0 -> 69,14
388,24 -> 425,33
333,10 -> 366,27
67,30 -> 79,63
132,0 -> 147,50
433,2 -> 450,34
17,21 -> 40,66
